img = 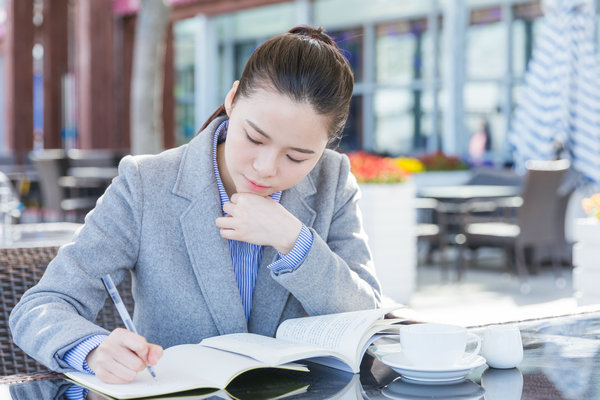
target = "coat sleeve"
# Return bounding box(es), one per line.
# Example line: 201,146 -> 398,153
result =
9,156 -> 144,372
272,153 -> 383,315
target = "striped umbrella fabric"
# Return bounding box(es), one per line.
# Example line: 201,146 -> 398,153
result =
509,0 -> 600,183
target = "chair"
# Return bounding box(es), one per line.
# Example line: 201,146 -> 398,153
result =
459,159 -> 571,290
0,246 -> 134,376
466,167 -> 525,187
415,197 -> 448,263
29,151 -> 98,222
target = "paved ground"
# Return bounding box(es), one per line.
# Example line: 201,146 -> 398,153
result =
406,248 -> 597,327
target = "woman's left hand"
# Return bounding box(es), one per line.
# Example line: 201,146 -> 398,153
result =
215,193 -> 302,254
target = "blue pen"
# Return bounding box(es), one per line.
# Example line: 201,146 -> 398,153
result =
101,274 -> 158,381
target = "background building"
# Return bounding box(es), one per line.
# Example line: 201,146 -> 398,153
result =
0,0 -> 599,164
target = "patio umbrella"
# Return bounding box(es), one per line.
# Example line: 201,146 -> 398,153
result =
509,0 -> 600,183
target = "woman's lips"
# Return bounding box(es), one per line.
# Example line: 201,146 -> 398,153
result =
245,177 -> 269,192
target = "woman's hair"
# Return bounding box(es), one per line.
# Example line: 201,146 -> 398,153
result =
200,25 -> 354,146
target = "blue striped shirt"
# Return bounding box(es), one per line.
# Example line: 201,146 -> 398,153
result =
62,120 -> 313,378
212,120 -> 313,320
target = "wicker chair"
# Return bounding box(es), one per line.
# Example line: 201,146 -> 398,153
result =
459,159 -> 571,291
0,246 -> 134,376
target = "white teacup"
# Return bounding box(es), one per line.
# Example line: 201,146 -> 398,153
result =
481,324 -> 523,369
399,323 -> 481,369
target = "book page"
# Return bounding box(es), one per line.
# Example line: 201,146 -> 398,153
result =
201,333 -> 350,368
65,345 -> 306,399
274,308 -> 395,370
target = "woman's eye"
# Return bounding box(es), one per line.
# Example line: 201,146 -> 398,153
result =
246,134 -> 261,145
287,155 -> 304,163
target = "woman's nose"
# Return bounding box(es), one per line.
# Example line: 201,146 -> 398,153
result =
253,150 -> 278,177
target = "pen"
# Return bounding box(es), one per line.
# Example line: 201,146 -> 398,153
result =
101,274 -> 158,381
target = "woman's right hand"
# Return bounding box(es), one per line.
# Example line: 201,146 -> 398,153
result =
85,328 -> 163,384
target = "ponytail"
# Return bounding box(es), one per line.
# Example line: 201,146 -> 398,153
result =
199,104 -> 227,133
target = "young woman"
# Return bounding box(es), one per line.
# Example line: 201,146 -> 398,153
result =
10,26 -> 382,384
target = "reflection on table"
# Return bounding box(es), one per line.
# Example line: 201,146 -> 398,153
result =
3,310 -> 600,399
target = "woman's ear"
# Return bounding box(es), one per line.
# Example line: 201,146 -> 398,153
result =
224,81 -> 239,116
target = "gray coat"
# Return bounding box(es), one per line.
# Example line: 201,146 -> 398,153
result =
9,117 -> 382,372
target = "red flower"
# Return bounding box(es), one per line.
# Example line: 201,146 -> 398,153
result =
347,151 -> 410,183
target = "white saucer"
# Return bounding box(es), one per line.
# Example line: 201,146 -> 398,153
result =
380,352 -> 487,384
382,377 -> 485,399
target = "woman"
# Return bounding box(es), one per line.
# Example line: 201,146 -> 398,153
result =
10,26 -> 382,384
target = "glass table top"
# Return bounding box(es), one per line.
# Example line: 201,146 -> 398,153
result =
2,311 -> 599,399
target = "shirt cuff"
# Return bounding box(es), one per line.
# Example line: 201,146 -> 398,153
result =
64,384 -> 88,400
63,334 -> 108,374
268,224 -> 313,274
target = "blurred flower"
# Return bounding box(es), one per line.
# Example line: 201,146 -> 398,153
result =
417,151 -> 468,171
347,151 -> 411,183
394,157 -> 425,173
582,193 -> 600,220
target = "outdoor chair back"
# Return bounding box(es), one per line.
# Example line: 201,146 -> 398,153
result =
29,150 -> 98,221
28,151 -> 67,213
461,159 -> 570,287
516,160 -> 570,246
467,167 -> 524,187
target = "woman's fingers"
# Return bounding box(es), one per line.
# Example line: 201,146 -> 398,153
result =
86,328 -> 163,384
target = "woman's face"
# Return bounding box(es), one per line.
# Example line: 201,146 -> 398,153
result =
220,83 -> 330,197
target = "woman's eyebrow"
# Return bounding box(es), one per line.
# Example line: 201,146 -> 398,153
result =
245,119 -> 315,154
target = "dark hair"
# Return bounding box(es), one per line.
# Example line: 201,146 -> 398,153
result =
200,25 -> 354,146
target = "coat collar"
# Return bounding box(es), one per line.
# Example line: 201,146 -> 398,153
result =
172,117 -> 318,336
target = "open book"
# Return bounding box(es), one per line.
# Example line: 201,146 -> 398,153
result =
65,306 -> 404,399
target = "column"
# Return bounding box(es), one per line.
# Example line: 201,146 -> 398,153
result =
427,0 -> 441,153
43,0 -> 69,149
362,23 -> 375,152
295,0 -> 313,25
75,0 -> 115,149
3,0 -> 34,162
163,23 -> 175,149
195,14 -> 218,132
114,15 -> 136,150
442,0 -> 467,155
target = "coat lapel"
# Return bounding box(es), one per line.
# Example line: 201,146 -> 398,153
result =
173,116 -> 320,337
173,118 -> 247,335
248,174 -> 317,336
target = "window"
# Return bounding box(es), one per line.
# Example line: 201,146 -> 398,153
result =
373,19 -> 437,155
331,28 -> 364,83
464,82 -> 504,152
376,21 -> 419,85
512,2 -> 542,76
374,90 -> 417,155
233,41 -> 256,80
466,7 -> 505,79
338,95 -> 363,153
174,18 -> 197,145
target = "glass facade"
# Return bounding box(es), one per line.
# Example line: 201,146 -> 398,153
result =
174,18 -> 197,145
331,28 -> 364,83
174,0 -> 599,163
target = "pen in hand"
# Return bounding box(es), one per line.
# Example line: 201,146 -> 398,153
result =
101,274 -> 158,381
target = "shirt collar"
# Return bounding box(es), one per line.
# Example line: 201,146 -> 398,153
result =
212,120 -> 282,212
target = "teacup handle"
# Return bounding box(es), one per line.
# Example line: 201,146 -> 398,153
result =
461,333 -> 482,364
